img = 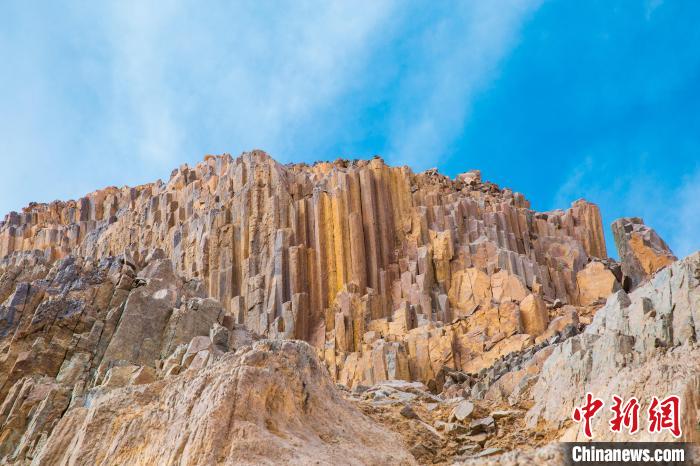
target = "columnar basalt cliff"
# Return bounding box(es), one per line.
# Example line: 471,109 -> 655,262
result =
0,152 -> 612,389
0,152 -> 692,465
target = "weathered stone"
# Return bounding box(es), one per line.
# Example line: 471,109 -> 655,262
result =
31,341 -> 416,465
527,254 -> 700,442
98,259 -> 180,378
449,400 -> 474,422
576,260 -> 621,305
131,366 -> 157,385
400,404 -> 419,419
0,151 -> 642,464
519,294 -> 549,336
102,364 -> 139,388
612,217 -> 676,290
468,416 -> 495,434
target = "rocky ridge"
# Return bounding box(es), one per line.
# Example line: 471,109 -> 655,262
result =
0,151 -> 693,465
0,152 -> 615,392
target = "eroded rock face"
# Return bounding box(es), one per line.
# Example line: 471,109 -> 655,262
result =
4,151 -> 675,464
32,340 -> 415,466
526,253 -> 700,442
0,253 -> 240,463
0,253 -> 413,465
612,217 -> 676,290
576,260 -> 621,306
0,153 -> 615,390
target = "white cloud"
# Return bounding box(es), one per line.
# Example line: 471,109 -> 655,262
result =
0,1 -> 399,214
97,0 -> 398,163
0,0 -> 545,216
104,1 -> 185,164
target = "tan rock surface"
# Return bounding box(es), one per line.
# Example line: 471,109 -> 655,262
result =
527,253 -> 700,442
519,294 -> 549,337
612,217 -> 676,290
6,152 -> 687,465
32,340 -> 415,466
0,153 -> 616,393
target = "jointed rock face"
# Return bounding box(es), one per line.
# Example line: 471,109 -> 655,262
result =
0,152 -> 609,387
0,152 -> 694,465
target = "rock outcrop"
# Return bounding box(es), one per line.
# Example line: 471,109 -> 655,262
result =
0,251 -> 413,465
31,340 -> 415,466
612,217 -> 677,290
526,253 -> 700,442
0,153 -> 616,392
0,151 -> 690,465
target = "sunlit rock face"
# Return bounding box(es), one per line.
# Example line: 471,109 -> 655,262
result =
612,217 -> 677,290
527,253 -> 700,443
3,151 -> 687,465
0,152 -> 613,391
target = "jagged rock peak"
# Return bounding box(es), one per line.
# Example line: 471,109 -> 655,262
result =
611,217 -> 676,290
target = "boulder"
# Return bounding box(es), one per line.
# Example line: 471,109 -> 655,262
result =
449,400 -> 475,422
468,416 -> 495,434
612,217 -> 676,290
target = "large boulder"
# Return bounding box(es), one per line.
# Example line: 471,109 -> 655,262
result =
576,260 -> 621,306
612,217 -> 676,290
519,294 -> 549,337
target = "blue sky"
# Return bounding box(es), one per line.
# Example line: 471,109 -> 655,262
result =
1,0 -> 698,258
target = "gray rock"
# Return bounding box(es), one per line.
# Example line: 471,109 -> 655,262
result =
468,416 -> 495,434
450,400 -> 474,422
399,404 -> 419,419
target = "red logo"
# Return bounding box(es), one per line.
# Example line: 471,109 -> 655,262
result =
609,395 -> 640,434
572,394 -> 682,438
648,395 -> 681,438
572,392 -> 605,438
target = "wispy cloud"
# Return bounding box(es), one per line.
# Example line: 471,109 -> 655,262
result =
95,0 -> 399,163
646,0 -> 665,20
1,0 -> 545,215
103,1 -> 185,164
0,0 -> 399,213
552,156 -> 595,209
385,1 -> 543,169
